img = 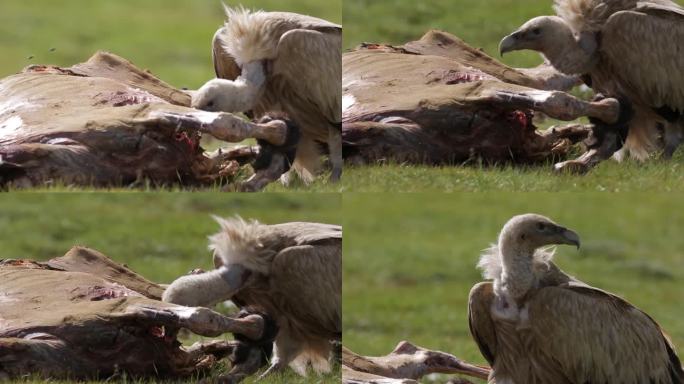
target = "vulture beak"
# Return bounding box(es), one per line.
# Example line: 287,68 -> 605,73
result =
557,227 -> 581,249
499,32 -> 520,56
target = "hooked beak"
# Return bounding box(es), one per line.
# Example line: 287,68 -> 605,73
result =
499,32 -> 520,56
557,227 -> 581,249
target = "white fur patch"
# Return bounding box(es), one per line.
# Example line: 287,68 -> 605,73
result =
477,244 -> 556,282
220,7 -> 281,66
209,216 -> 274,275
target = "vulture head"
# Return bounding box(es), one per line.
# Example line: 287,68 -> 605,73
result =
192,78 -> 254,113
500,16 -> 597,75
499,16 -> 575,56
481,214 -> 580,300
192,61 -> 266,113
499,213 -> 581,252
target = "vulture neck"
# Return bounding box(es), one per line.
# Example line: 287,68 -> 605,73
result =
543,29 -> 596,75
498,234 -> 537,300
231,61 -> 266,112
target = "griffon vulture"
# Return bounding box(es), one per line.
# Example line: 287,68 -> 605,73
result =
499,0 -> 684,159
162,217 -> 342,377
192,7 -> 342,183
469,214 -> 683,384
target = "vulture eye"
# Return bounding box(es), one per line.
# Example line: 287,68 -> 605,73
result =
206,100 -> 215,108
532,28 -> 541,35
536,222 -> 546,231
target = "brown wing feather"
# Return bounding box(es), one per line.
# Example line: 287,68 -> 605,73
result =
468,282 -> 497,366
212,27 -> 241,80
269,28 -> 341,141
265,11 -> 341,31
528,282 -> 682,383
600,6 -> 684,111
269,243 -> 341,338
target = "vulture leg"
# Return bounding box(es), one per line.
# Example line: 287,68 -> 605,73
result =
156,111 -> 288,146
489,90 -> 620,123
257,328 -> 303,379
237,152 -> 289,192
554,97 -> 632,173
233,115 -> 300,191
662,118 -> 684,159
329,125 -> 343,182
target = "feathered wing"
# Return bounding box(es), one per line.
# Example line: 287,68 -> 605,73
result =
265,11 -> 341,31
266,222 -> 342,246
599,4 -> 684,112
468,282 -> 498,367
219,7 -> 340,65
269,242 -> 341,339
528,282 -> 683,384
270,27 -> 342,141
212,27 -> 241,81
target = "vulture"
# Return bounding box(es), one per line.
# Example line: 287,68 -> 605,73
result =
499,0 -> 684,159
162,217 -> 342,377
469,214 -> 683,384
192,7 -> 342,183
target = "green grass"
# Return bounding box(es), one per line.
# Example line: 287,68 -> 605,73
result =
0,193 -> 341,383
340,154 -> 684,192
342,193 -> 684,383
342,0 -> 684,192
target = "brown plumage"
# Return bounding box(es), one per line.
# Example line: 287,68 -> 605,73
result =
193,7 -> 342,183
469,214 -> 682,384
500,0 -> 684,159
162,217 -> 341,377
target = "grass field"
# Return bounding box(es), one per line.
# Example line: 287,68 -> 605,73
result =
0,193 -> 341,383
342,0 -> 684,192
342,193 -> 684,383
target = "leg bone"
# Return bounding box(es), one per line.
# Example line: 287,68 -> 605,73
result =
127,305 -> 265,340
489,90 -> 620,124
155,112 -> 288,146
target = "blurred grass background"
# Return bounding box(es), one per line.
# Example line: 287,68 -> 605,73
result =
0,192 -> 341,383
343,193 -> 684,383
0,0 -> 341,89
341,0 -> 684,192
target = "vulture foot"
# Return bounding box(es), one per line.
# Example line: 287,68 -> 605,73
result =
256,361 -> 287,381
329,125 -> 343,183
228,115 -> 300,192
662,120 -> 684,159
554,96 -> 632,173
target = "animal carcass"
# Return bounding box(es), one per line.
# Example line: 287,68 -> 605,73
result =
0,246 -> 276,381
342,30 -> 622,172
0,52 -> 294,190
